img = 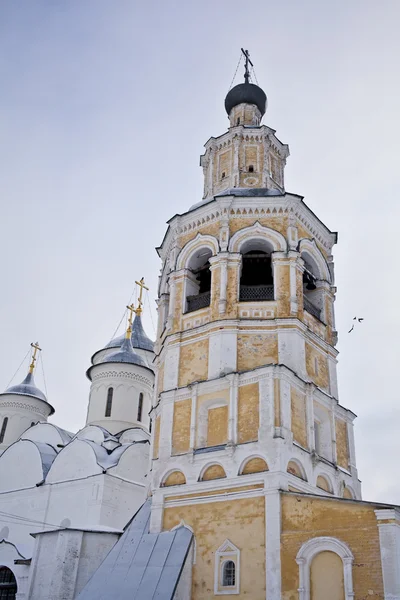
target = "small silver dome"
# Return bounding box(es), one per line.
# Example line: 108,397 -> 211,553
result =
103,337 -> 146,367
3,372 -> 47,402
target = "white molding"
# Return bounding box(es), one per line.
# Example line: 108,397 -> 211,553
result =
295,536 -> 354,600
176,233 -> 219,270
228,221 -> 287,253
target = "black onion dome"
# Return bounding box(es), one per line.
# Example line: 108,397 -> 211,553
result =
225,82 -> 267,116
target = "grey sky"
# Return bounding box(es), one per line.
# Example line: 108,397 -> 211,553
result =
0,0 -> 399,503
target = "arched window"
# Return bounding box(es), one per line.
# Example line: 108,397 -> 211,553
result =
185,248 -> 212,313
137,393 -> 143,422
248,164 -> 254,173
105,388 -> 113,417
222,560 -> 235,586
0,417 -> 8,444
0,567 -> 17,599
302,253 -> 323,321
239,240 -> 274,301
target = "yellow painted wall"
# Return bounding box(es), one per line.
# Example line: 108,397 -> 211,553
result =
237,383 -> 259,444
311,551 -> 344,600
305,343 -> 329,390
237,333 -> 278,371
281,494 -> 384,600
202,464 -> 226,481
291,388 -> 308,448
229,215 -> 288,237
276,263 -> 290,317
153,415 -> 161,459
163,470 -> 186,486
335,419 -> 349,470
207,405 -> 228,447
178,338 -> 209,388
163,496 -> 266,600
179,221 -> 220,249
210,265 -> 221,321
172,399 -> 191,455
173,280 -> 184,332
225,263 -> 239,319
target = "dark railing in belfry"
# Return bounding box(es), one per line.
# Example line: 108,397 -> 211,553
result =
239,284 -> 274,301
186,291 -> 211,313
303,296 -> 322,320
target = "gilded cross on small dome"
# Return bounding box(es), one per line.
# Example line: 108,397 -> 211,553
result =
125,304 -> 136,339
29,342 -> 41,374
134,277 -> 149,317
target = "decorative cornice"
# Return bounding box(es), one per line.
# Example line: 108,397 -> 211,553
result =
91,370 -> 153,389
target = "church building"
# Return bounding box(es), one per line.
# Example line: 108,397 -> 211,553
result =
0,53 -> 399,600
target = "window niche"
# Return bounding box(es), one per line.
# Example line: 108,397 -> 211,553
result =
302,253 -> 324,322
185,248 -> 212,313
239,239 -> 274,302
105,388 -> 113,417
214,540 -> 240,595
0,417 -> 8,444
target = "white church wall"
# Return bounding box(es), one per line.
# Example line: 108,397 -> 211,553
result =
27,529 -> 120,600
87,362 -> 154,433
0,540 -> 30,600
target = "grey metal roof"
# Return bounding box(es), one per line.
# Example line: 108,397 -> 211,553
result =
77,499 -> 193,600
225,81 -> 267,116
103,337 -> 146,367
0,372 -> 55,414
105,315 -> 154,353
215,187 -> 283,197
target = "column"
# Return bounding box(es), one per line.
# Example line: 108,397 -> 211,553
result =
228,373 -> 239,444
375,509 -> 400,600
189,384 -> 198,450
265,489 -> 282,600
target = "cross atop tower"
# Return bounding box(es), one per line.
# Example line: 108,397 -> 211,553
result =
29,342 -> 41,374
241,48 -> 253,84
134,277 -> 149,317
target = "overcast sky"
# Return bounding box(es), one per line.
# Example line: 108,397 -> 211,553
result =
0,0 -> 399,504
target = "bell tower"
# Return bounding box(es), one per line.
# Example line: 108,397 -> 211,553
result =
149,56 -> 361,583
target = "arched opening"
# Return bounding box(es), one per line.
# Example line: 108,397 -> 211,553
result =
161,470 -> 186,487
185,248 -> 212,313
287,459 -> 307,481
316,474 -> 332,494
0,418 -> 8,444
248,165 -> 254,173
105,388 -> 113,417
0,567 -> 17,599
222,560 -> 236,587
137,393 -> 143,422
302,253 -> 323,321
239,239 -> 274,301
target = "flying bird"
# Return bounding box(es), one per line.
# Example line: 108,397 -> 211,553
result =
348,317 -> 364,333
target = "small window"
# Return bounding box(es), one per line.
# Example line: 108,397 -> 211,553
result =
137,393 -> 143,422
236,117 -> 240,125
221,171 -> 226,179
222,560 -> 235,586
105,388 -> 113,417
0,417 -> 8,444
248,165 -> 254,173
0,567 -> 17,599
149,419 -> 152,433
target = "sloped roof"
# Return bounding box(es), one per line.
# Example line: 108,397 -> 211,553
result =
77,500 -> 192,600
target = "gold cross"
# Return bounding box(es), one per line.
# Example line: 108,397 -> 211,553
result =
125,303 -> 136,338
134,277 -> 149,316
29,342 -> 41,374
